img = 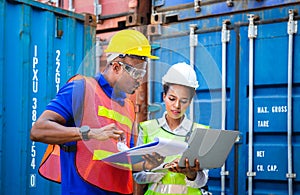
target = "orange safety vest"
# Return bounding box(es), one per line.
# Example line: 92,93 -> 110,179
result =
38,75 -> 135,194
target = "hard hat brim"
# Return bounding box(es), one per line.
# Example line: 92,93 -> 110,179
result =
147,55 -> 159,60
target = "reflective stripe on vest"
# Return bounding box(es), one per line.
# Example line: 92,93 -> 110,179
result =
148,183 -> 202,195
92,93 -> 133,170
93,105 -> 132,161
75,76 -> 135,194
92,150 -> 132,168
149,183 -> 187,194
98,105 -> 132,129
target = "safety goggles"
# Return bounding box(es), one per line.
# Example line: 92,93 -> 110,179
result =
118,54 -> 147,61
117,61 -> 147,80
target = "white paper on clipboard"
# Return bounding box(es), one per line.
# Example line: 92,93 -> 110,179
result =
101,137 -> 188,164
128,137 -> 188,157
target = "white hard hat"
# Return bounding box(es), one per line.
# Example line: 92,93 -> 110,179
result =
162,62 -> 199,89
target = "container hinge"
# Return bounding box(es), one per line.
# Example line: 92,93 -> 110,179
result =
226,0 -> 234,7
190,24 -> 198,47
222,20 -> 230,43
248,14 -> 258,39
194,0 -> 201,12
288,9 -> 298,35
220,170 -> 229,176
147,24 -> 162,36
84,13 -> 97,27
286,173 -> 296,179
247,171 -> 256,177
126,13 -> 148,27
151,13 -> 164,24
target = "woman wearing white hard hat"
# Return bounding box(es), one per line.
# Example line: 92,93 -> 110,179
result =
134,62 -> 209,195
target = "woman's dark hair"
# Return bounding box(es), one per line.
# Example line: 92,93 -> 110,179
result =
163,83 -> 195,98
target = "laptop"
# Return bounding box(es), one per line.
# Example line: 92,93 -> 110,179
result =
178,128 -> 239,169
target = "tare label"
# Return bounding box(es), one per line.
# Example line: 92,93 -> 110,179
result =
254,99 -> 288,131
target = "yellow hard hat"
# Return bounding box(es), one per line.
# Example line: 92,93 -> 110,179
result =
105,29 -> 159,59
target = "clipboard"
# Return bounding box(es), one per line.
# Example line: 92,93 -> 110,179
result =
101,137 -> 188,164
178,128 -> 239,169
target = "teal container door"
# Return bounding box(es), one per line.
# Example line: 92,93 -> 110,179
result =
0,0 -> 95,194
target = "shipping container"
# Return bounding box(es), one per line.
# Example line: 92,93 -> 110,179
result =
0,0 -> 96,194
151,0 -> 300,24
148,1 -> 300,194
36,0 -> 152,32
34,0 -> 95,13
96,0 -> 151,32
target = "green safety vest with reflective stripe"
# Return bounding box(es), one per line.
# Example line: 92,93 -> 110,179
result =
139,119 -> 208,195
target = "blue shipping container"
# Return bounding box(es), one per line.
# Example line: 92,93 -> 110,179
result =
148,1 -> 300,194
0,0 -> 96,194
152,0 -> 300,24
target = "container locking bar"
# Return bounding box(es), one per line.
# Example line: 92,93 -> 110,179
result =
226,0 -> 233,7
220,170 -> 229,176
248,14 -> 258,38
247,14 -> 258,195
220,19 -> 230,195
95,3 -> 102,23
286,173 -> 296,179
221,20 -> 230,43
288,9 -> 297,35
189,24 -> 198,48
189,24 -> 198,121
246,171 -> 256,177
286,9 -> 297,195
194,0 -> 201,12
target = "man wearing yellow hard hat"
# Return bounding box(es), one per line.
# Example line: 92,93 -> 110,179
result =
30,29 -> 162,195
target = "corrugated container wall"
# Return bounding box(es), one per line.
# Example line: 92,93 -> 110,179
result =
148,1 -> 300,194
96,0 -> 151,32
35,0 -> 152,32
0,0 -> 96,194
